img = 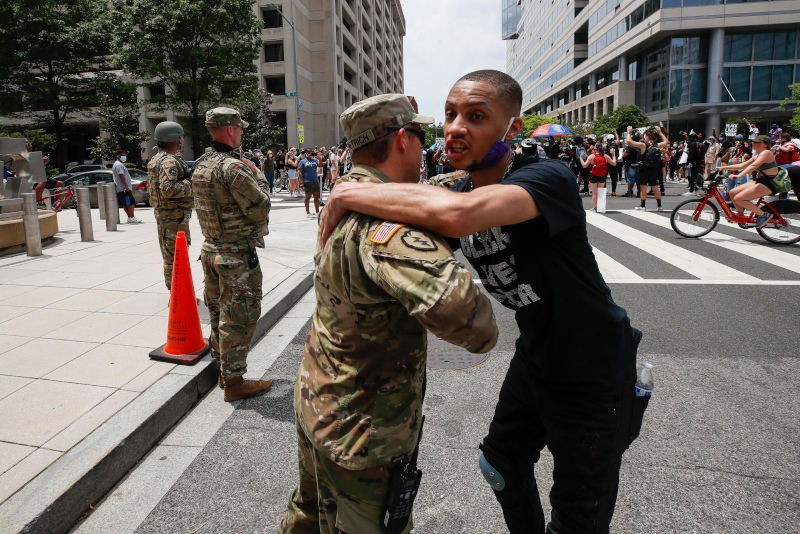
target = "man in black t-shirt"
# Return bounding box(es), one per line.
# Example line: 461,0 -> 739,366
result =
321,70 -> 646,534
686,134 -> 702,193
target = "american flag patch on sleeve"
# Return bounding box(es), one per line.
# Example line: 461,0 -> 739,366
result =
370,221 -> 406,244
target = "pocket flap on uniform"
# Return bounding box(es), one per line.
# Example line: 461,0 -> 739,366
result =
336,497 -> 398,534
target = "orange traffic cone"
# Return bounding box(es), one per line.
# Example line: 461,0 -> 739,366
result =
149,231 -> 210,365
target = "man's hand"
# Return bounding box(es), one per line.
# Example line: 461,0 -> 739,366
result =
655,125 -> 661,133
319,179 -> 367,246
242,158 -> 260,174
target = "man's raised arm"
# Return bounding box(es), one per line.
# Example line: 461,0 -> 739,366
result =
320,180 -> 539,245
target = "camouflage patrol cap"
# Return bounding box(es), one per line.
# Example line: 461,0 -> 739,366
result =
205,107 -> 249,128
341,94 -> 435,150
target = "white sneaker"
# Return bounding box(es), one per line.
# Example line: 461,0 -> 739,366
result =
634,206 -> 646,211
306,213 -> 315,218
682,191 -> 694,196
657,206 -> 664,212
127,216 -> 142,224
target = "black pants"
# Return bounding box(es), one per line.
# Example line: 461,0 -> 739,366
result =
608,165 -> 619,194
688,163 -> 701,192
481,355 -> 647,534
579,167 -> 590,192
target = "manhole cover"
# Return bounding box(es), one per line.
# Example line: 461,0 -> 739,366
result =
426,333 -> 490,371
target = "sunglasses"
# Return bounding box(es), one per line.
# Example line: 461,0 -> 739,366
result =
387,125 -> 426,145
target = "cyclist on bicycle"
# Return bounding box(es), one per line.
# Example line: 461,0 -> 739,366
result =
718,134 -> 791,227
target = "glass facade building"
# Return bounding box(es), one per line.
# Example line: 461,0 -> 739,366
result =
505,0 -> 800,133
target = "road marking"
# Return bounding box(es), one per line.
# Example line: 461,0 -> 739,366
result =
625,210 -> 800,276
591,247 -> 643,282
586,211 -> 759,282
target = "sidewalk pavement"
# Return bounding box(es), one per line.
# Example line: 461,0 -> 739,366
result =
0,197 -> 319,534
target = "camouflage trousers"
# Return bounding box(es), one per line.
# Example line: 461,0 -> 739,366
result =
200,247 -> 262,380
279,418 -> 413,534
155,208 -> 191,290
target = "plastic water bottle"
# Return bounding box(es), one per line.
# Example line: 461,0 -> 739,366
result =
635,362 -> 654,397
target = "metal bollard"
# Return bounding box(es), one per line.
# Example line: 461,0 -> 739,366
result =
97,182 -> 106,220
113,185 -> 121,222
21,193 -> 42,256
104,183 -> 117,231
76,187 -> 94,242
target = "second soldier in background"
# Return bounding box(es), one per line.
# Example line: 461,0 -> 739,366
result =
192,107 -> 273,402
147,121 -> 193,290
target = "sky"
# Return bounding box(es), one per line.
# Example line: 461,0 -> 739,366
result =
399,0 -> 507,126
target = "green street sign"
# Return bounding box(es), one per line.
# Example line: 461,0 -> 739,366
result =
512,133 -> 524,142
284,92 -> 296,98
299,101 -> 302,107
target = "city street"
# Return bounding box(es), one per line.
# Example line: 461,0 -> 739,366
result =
70,181 -> 800,533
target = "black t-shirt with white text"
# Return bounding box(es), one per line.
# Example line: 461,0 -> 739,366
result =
448,155 -> 640,389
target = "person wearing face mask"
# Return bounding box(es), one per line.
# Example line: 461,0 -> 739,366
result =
286,147 -> 300,197
320,71 -> 645,534
192,107 -> 273,401
112,150 -> 141,223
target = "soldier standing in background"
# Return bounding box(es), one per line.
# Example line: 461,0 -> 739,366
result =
147,121 -> 194,290
192,107 -> 272,402
279,94 -> 498,534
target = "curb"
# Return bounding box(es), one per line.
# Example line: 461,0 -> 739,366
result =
0,269 -> 314,534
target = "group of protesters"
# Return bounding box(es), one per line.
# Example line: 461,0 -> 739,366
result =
517,123 -> 800,214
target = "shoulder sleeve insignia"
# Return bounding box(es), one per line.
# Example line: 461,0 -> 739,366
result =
400,229 -> 438,251
370,221 -> 406,244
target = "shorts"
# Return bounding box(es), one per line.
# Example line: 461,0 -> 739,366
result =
44,177 -> 60,189
589,174 -> 606,184
636,169 -> 658,187
625,167 -> 638,184
116,190 -> 136,207
288,169 -> 297,180
304,181 -> 320,194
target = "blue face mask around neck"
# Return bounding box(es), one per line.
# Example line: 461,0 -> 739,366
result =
467,117 -> 516,173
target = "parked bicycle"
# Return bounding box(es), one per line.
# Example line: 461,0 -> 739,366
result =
274,172 -> 289,193
670,170 -> 800,244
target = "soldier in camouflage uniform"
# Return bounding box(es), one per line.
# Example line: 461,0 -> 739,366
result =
147,121 -> 194,290
192,107 -> 273,402
279,94 -> 499,534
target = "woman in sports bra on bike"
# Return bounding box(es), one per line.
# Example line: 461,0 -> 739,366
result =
717,134 -> 792,228
580,142 -> 616,212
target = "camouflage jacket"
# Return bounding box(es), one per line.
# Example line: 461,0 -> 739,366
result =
295,163 -> 498,470
147,149 -> 193,212
423,169 -> 468,189
191,143 -> 270,252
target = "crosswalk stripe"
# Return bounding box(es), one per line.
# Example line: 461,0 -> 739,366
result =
586,211 -> 759,281
591,247 -> 643,282
625,210 -> 800,276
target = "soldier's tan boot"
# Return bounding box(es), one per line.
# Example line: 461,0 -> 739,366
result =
218,374 -> 225,389
223,376 -> 272,402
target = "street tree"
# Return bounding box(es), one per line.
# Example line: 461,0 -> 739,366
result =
592,105 -> 653,136
222,79 -> 286,151
780,83 -> 800,132
521,114 -> 551,138
89,82 -> 150,164
566,121 -> 594,139
0,0 -> 118,171
112,0 -> 261,157
420,123 -> 444,149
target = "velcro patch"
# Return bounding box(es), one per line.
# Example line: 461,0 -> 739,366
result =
400,229 -> 438,251
370,221 -> 405,244
231,169 -> 247,189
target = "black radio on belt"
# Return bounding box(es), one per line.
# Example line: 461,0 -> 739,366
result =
246,247 -> 259,268
382,416 -> 424,534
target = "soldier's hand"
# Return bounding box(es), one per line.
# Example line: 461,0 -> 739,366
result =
242,158 -> 260,174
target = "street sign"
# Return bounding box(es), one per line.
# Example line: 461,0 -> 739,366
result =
512,133 -> 524,143
725,123 -> 738,137
298,134 -> 305,144
284,92 -> 296,98
299,101 -> 302,107
297,125 -> 304,136
434,137 -> 445,147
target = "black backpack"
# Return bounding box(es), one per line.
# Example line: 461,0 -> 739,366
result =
643,142 -> 662,170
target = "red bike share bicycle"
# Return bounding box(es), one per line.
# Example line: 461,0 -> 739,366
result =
39,186 -> 77,213
670,170 -> 800,244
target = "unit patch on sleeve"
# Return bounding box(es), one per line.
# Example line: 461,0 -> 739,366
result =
400,229 -> 438,251
370,221 -> 406,244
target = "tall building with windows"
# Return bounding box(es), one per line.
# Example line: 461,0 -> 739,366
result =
142,0 -> 405,157
505,0 -> 800,134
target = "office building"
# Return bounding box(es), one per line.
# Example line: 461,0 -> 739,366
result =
505,0 -> 800,134
140,0 -> 406,157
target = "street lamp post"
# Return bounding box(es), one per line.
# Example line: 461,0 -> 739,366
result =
268,3 -> 301,148
557,107 -> 565,125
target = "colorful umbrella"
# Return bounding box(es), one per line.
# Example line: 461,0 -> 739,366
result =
529,124 -> 572,137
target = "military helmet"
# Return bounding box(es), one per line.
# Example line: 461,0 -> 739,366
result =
154,121 -> 184,143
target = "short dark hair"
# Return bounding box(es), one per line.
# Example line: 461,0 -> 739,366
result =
456,70 -> 522,115
351,131 -> 398,165
117,150 -> 126,156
